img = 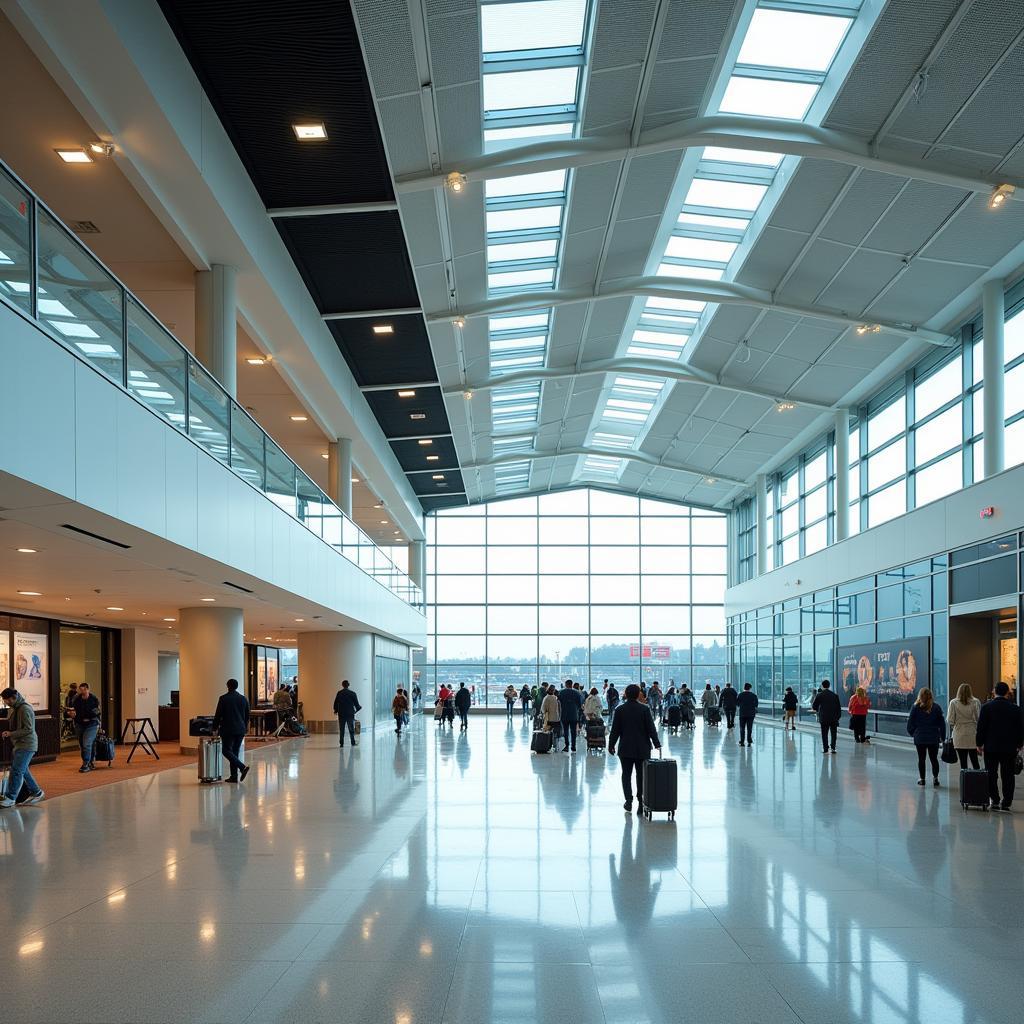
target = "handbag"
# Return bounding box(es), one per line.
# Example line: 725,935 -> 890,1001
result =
940,739 -> 958,765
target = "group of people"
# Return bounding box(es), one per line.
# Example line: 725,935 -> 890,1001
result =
434,683 -> 472,731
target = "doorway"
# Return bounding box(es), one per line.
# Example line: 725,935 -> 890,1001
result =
949,606 -> 1018,703
58,626 -> 111,749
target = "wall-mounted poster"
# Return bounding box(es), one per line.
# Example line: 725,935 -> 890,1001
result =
0,631 -> 9,688
837,637 -> 929,714
267,652 -> 279,693
13,631 -> 48,710
256,646 -> 268,702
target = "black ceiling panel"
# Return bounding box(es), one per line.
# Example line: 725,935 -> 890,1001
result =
327,314 -> 437,388
275,213 -> 420,314
410,469 -> 465,497
365,387 -> 449,439
420,494 -> 471,513
158,0 -> 393,207
389,436 -> 460,472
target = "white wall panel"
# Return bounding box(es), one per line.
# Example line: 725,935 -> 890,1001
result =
117,394 -> 167,536
74,362 -> 118,519
164,431 -> 199,550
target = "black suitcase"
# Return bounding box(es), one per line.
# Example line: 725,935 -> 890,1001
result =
706,706 -> 721,726
531,730 -> 553,754
667,705 -> 682,729
960,768 -> 989,809
585,720 -> 605,751
189,716 -> 215,737
642,758 -> 678,820
93,732 -> 115,765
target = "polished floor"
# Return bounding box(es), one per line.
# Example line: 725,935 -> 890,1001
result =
2,713 -> 1023,1023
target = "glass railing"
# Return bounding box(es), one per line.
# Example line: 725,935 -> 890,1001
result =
0,158 -> 423,610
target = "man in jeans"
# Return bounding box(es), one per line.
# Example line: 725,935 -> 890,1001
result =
975,681 -> 1024,810
811,679 -> 842,754
68,681 -> 102,772
333,679 -> 362,747
1,688 -> 45,807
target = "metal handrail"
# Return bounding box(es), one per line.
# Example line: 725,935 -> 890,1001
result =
0,158 -> 423,610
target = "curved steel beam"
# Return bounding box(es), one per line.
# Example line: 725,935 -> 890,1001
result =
395,114 -> 1023,197
461,446 -> 747,488
426,275 -> 955,347
450,358 -> 834,412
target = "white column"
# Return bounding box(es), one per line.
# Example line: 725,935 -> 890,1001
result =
178,606 -> 244,752
120,627 -> 161,732
834,407 -> 851,542
195,264 -> 238,398
297,631 -> 373,733
982,279 -> 1005,478
408,540 -> 426,590
755,473 -> 768,576
327,438 -> 353,516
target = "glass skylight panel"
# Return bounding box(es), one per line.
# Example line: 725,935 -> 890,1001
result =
490,332 -> 547,352
485,170 -> 567,199
0,249 -> 12,265
51,320 -> 99,339
583,455 -> 622,474
493,435 -> 534,454
701,146 -> 783,167
492,353 -> 545,371
488,268 -> 555,290
665,236 -> 739,263
489,313 -> 549,332
736,8 -> 851,73
719,76 -> 817,120
684,178 -> 768,211
657,263 -> 724,282
604,409 -> 649,422
677,212 -> 751,231
483,67 -> 580,113
481,0 -> 587,53
487,239 -> 558,263
645,296 -> 707,314
486,207 -> 563,233
484,123 -> 574,147
593,431 -> 633,449
634,329 -> 689,345
627,344 -> 681,360
639,310 -> 698,328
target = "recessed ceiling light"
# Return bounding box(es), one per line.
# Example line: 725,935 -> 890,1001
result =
855,323 -> 881,335
246,357 -> 266,366
445,171 -> 467,193
380,519 -> 389,525
290,414 -> 308,422
775,400 -> 796,412
397,390 -> 416,398
426,455 -> 440,461
374,502 -> 384,509
321,452 -> 329,459
295,618 -> 304,623
293,122 -> 327,141
17,590 -> 42,596
265,635 -> 272,640
106,606 -> 124,612
351,477 -> 360,483
372,324 -> 394,335
432,474 -> 445,480
463,390 -> 473,400
16,548 -> 37,554
163,617 -> 176,622
410,412 -> 426,420
201,597 -> 216,602
418,439 -> 433,446
55,148 -> 91,163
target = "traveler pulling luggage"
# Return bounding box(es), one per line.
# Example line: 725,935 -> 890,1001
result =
960,768 -> 990,810
198,736 -> 223,783
642,758 -> 678,820
666,704 -> 682,734
92,730 -> 115,766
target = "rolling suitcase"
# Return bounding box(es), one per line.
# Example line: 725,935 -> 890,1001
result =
531,730 -> 553,754
642,758 -> 677,820
198,736 -> 223,783
585,720 -> 606,751
960,768 -> 989,810
682,705 -> 695,729
667,705 -> 682,733
705,706 -> 721,727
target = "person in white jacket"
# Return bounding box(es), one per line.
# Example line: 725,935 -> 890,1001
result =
583,688 -> 602,720
947,683 -> 982,769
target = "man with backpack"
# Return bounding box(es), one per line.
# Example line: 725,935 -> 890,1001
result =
0,688 -> 45,807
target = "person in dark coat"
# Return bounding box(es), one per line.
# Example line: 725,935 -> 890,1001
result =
212,678 -> 250,783
719,683 -> 739,730
608,683 -> 662,814
975,681 -> 1024,809
811,679 -> 842,754
557,679 -> 583,753
519,684 -> 532,719
333,679 -> 362,747
906,687 -> 945,787
454,683 -> 472,731
736,683 -> 758,746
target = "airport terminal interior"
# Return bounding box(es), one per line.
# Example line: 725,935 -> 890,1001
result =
2,0 -> 1024,1021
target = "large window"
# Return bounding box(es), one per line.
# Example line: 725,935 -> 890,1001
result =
420,489 -> 726,702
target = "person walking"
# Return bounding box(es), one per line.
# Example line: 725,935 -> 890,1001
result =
848,687 -> 871,744
212,678 -> 250,783
454,682 -> 472,731
975,681 -> 1024,810
557,678 -> 583,753
606,684 -> 620,718
503,685 -> 517,719
947,684 -> 982,769
392,688 -> 409,736
811,679 -> 842,754
333,679 -> 362,747
680,686 -> 696,729
648,682 -> 663,720
67,681 -> 102,773
0,688 -> 45,807
608,683 -> 662,815
541,685 -> 561,743
719,682 -> 738,730
736,683 -> 758,746
907,688 -> 945,786
782,686 -> 798,731
700,683 -> 718,726
583,687 -> 602,721
520,684 -> 532,719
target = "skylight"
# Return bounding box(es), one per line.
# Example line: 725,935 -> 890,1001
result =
481,0 -> 588,53
678,212 -> 751,231
657,263 -> 724,282
684,178 -> 768,212
665,237 -> 738,263
736,8 -> 850,72
485,170 -> 567,199
719,76 -> 817,120
484,123 -> 574,148
483,67 -> 580,113
486,206 -> 564,233
487,268 -> 555,290
701,147 -> 783,167
487,239 -> 559,263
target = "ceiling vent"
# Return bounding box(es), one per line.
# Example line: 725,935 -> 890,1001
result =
70,220 -> 100,234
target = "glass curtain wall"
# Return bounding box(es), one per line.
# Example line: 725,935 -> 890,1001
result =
420,488 -> 727,703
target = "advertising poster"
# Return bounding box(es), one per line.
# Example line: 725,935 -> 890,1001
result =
0,630 -> 8,687
837,637 -> 929,713
13,631 -> 48,710
267,653 -> 279,693
256,647 -> 267,702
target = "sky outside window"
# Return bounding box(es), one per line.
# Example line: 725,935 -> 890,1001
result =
481,0 -> 587,52
736,8 -> 850,72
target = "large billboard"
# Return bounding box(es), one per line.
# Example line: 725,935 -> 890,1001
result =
837,637 -> 929,713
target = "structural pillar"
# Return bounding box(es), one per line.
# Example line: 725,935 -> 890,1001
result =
327,438 -> 353,516
178,606 -> 244,753
982,278 -> 1005,478
834,407 -> 851,542
755,473 -> 768,576
195,264 -> 238,398
297,631 -> 373,733
408,540 -> 426,591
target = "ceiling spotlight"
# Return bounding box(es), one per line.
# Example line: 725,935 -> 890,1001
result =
989,183 -> 1015,209
294,618 -> 304,623
265,636 -> 273,640
445,171 -> 468,194
201,597 -> 216,602
855,323 -> 881,335
321,452 -> 329,459
246,357 -> 266,366
55,148 -> 92,164
87,141 -> 116,157
292,122 -> 327,141
426,455 -> 440,461
432,474 -> 445,480
105,606 -> 124,612
463,390 -> 473,400
704,477 -> 717,484
17,591 -> 42,596
372,324 -> 394,336
16,548 -> 37,554
374,502 -> 384,509
163,617 -> 176,622
290,414 -> 308,422
775,400 -> 796,412
379,520 -> 389,525
351,476 -> 360,483
397,390 -> 416,398
417,439 -> 433,446
452,316 -> 466,329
